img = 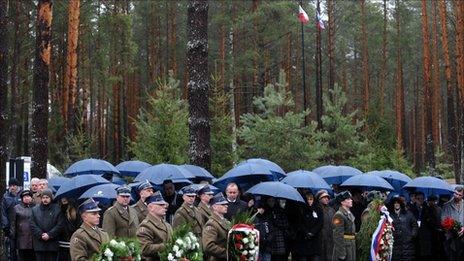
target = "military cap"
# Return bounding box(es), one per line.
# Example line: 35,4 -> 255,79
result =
145,191 -> 167,205
180,185 -> 197,196
197,184 -> 214,195
366,190 -> 383,202
137,180 -> 154,192
79,198 -> 101,213
209,193 -> 228,206
116,185 -> 131,196
335,191 -> 352,203
20,189 -> 33,198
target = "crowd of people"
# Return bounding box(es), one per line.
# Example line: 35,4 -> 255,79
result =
1,176 -> 463,261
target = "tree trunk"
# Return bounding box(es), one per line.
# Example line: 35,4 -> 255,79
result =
439,0 -> 459,183
65,0 -> 80,133
187,0 -> 211,170
380,0 -> 387,116
32,0 -> 53,179
315,0 -> 323,129
395,0 -> 405,152
168,0 -> 177,76
455,0 -> 464,182
421,0 -> 436,173
360,0 -> 369,119
0,0 -> 9,192
327,0 -> 335,94
431,0 -> 442,147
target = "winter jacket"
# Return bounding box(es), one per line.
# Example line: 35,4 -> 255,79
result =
390,208 -> 418,261
1,191 -> 19,231
319,204 -> 335,261
11,202 -> 35,250
254,211 -> 274,254
409,203 -> 435,257
30,202 -> 65,252
293,204 -> 323,256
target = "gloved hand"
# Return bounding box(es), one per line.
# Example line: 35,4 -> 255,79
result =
3,227 -> 10,238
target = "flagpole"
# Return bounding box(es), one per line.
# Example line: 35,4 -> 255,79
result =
300,1 -> 307,125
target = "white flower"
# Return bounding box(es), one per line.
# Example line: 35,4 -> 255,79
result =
109,239 -> 118,247
249,243 -> 255,249
175,239 -> 184,246
173,245 -> 179,252
242,250 -> 248,256
242,238 -> 249,244
249,250 -> 256,255
104,248 -> 113,258
254,246 -> 259,251
175,251 -> 182,258
168,253 -> 175,261
195,242 -> 200,249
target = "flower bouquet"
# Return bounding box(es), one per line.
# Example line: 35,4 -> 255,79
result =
370,206 -> 394,261
159,223 -> 202,261
92,238 -> 141,261
442,217 -> 463,236
227,211 -> 260,261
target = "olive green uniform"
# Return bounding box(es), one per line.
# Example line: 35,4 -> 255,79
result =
197,201 -> 212,226
172,202 -> 204,239
202,212 -> 230,261
136,213 -> 173,261
332,206 -> 356,261
70,222 -> 109,261
102,202 -> 139,239
132,199 -> 148,224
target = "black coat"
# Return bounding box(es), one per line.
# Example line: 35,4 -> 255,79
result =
224,199 -> 248,221
30,203 -> 65,252
409,203 -> 435,257
390,209 -> 418,261
253,211 -> 273,254
11,202 -> 35,250
293,204 -> 323,256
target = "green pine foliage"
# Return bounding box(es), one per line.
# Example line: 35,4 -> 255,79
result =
238,70 -> 325,172
356,199 -> 383,261
316,85 -> 366,165
210,75 -> 236,177
129,76 -> 188,164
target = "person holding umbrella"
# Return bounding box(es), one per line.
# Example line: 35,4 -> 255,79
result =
69,198 -> 109,260
332,191 -> 356,261
196,185 -> 214,226
102,185 -> 139,239
136,191 -> 173,261
132,180 -> 155,223
202,193 -> 230,261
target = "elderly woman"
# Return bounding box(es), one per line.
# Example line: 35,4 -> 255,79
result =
10,190 -> 36,261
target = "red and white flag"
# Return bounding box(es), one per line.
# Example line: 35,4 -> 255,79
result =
298,5 -> 309,24
316,11 -> 325,30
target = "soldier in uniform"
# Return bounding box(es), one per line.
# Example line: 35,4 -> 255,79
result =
172,186 -> 204,239
70,198 -> 109,260
102,185 -> 139,239
132,180 -> 154,223
332,191 -> 356,261
136,191 -> 172,261
196,185 -> 214,226
202,193 -> 230,261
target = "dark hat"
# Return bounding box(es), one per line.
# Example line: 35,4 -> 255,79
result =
145,191 -> 168,205
335,191 -> 352,203
41,188 -> 54,199
116,185 -> 131,196
78,198 -> 101,213
209,193 -> 228,206
315,190 -> 330,200
428,194 -> 438,201
138,180 -> 154,192
197,185 -> 214,195
20,189 -> 33,198
8,178 -> 21,186
366,190 -> 383,202
180,185 -> 197,196
163,179 -> 174,185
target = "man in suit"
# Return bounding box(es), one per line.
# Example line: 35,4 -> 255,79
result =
224,183 -> 248,220
102,185 -> 139,238
137,191 -> 173,261
70,198 -> 109,260
132,180 -> 154,223
202,193 -> 231,261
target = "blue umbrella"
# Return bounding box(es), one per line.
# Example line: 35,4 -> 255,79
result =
179,184 -> 220,195
370,170 -> 412,191
79,183 -> 121,201
239,158 -> 286,180
64,158 -> 120,177
48,176 -> 70,190
213,162 -> 276,192
135,163 -> 195,185
403,176 -> 454,196
115,161 -> 151,177
246,181 -> 304,203
340,174 -> 394,191
282,170 -> 332,193
112,174 -> 127,185
313,165 -> 362,185
179,164 -> 215,182
55,174 -> 110,200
